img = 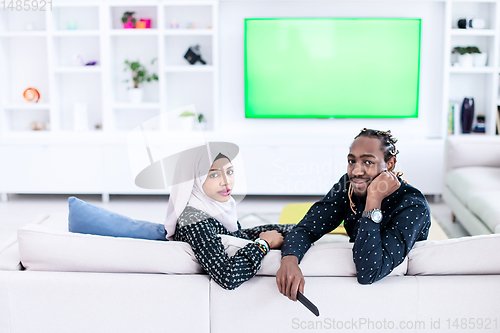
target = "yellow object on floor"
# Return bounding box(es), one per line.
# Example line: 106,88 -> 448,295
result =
279,202 -> 347,235
429,216 -> 449,240
279,204 -> 447,241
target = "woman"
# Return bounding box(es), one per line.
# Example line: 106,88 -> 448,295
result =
164,144 -> 293,290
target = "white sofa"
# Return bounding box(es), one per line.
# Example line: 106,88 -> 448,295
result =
443,136 -> 500,235
1,213 -> 500,333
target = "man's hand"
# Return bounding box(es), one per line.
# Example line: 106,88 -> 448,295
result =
365,171 -> 400,210
259,230 -> 284,249
276,255 -> 305,301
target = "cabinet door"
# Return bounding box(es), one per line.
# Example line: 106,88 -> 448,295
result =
240,144 -> 341,195
0,145 -> 103,193
102,145 -> 168,194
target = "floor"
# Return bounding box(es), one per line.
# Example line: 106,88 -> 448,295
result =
0,193 -> 469,245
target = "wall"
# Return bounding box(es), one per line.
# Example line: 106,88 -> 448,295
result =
219,1 -> 445,140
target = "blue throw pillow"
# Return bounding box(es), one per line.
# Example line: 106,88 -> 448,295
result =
68,196 -> 167,241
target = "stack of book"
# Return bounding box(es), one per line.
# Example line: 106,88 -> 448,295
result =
448,101 -> 461,135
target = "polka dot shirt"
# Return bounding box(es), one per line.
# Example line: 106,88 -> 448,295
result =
174,206 -> 295,290
281,173 -> 431,285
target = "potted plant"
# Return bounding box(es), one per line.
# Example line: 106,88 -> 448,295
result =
122,12 -> 136,29
123,58 -> 158,103
452,46 -> 486,67
178,111 -> 196,131
197,113 -> 207,130
468,47 -> 488,67
453,46 -> 473,67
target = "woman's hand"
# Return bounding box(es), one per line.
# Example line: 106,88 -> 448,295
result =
259,230 -> 284,249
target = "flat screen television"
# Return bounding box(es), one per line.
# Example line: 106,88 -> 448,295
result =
244,18 -> 421,118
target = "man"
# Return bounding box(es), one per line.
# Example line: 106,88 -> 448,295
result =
276,128 -> 431,300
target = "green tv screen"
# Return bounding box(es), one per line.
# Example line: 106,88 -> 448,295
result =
244,18 -> 421,118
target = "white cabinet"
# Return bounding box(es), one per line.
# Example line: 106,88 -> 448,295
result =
0,145 -> 103,193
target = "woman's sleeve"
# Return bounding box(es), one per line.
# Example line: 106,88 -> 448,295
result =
242,223 -> 296,240
176,219 -> 266,290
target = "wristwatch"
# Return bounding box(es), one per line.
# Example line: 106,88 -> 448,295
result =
362,208 -> 383,223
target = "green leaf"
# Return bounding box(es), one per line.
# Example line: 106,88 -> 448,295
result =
123,58 -> 158,87
179,111 -> 195,117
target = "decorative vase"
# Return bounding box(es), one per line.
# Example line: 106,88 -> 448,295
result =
458,54 -> 473,67
123,17 -> 135,29
128,88 -> 143,103
140,19 -> 151,29
73,54 -> 84,67
461,97 -> 474,134
178,117 -> 194,131
473,53 -> 488,67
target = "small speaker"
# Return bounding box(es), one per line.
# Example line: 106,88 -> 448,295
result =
458,18 -> 485,29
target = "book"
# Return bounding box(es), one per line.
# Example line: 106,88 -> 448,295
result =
449,100 -> 461,135
496,106 -> 500,135
447,102 -> 454,135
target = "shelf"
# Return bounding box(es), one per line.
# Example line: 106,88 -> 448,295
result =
3,103 -> 51,110
450,29 -> 496,36
54,66 -> 101,73
52,2 -> 100,7
0,31 -> 46,37
112,103 -> 161,109
163,2 -> 215,6
451,0 -> 497,2
164,65 -> 213,72
52,30 -> 100,37
449,66 -> 495,73
109,29 -> 159,36
163,29 -> 213,36
0,130 -> 50,135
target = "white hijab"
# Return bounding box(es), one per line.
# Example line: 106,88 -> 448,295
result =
164,145 -> 238,240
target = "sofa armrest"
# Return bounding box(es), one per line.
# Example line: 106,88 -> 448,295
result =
0,233 -> 23,271
0,214 -> 51,271
445,136 -> 500,173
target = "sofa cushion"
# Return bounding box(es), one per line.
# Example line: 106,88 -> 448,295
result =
17,220 -> 406,277
407,233 -> 500,275
446,167 -> 500,206
221,235 -> 408,277
68,197 -> 166,241
467,191 -> 500,232
18,223 -> 203,274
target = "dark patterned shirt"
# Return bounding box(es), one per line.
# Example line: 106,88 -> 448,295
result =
281,173 -> 431,284
174,206 -> 294,290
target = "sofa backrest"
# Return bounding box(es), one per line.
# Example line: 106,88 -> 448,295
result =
7,212 -> 500,278
445,136 -> 500,172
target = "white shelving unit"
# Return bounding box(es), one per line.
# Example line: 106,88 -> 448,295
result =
445,0 -> 500,136
0,1 -> 218,134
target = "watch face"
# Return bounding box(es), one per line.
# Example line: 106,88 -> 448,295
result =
372,210 -> 383,223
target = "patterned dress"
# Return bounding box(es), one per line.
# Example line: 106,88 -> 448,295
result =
174,206 -> 295,290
